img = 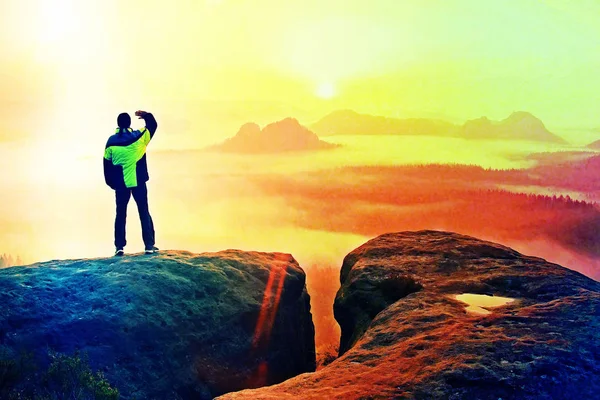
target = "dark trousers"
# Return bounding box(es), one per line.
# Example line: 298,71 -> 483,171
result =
114,183 -> 155,249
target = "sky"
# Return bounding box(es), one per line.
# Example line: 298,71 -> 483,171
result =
1,0 -> 600,150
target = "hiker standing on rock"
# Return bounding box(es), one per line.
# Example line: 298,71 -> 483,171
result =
103,110 -> 159,256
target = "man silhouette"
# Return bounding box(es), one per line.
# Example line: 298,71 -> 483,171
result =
104,110 -> 158,256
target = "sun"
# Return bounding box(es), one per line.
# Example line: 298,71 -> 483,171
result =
316,82 -> 336,99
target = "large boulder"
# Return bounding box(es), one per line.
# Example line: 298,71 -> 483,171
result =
0,250 -> 316,399
218,230 -> 600,400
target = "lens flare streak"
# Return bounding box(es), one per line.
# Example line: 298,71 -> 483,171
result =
252,264 -> 288,350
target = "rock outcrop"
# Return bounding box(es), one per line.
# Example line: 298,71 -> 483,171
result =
218,231 -> 600,400
208,118 -> 338,154
0,250 -> 316,399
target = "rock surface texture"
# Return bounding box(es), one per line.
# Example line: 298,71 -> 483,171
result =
0,250 -> 316,399
218,231 -> 600,400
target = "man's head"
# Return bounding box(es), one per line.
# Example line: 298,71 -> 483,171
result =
117,113 -> 131,129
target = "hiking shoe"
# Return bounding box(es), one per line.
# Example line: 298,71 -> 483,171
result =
115,248 -> 125,257
145,246 -> 159,254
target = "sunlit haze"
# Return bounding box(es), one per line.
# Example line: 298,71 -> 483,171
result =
1,0 -> 600,281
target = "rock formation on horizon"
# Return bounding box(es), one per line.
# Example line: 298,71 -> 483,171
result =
461,111 -> 565,143
586,138 -> 600,149
208,118 -> 338,154
311,110 -> 566,143
219,231 -> 600,400
0,250 -> 316,399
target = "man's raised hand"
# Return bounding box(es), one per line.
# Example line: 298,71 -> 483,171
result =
135,110 -> 148,119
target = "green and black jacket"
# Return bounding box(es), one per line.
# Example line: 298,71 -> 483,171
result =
103,113 -> 158,190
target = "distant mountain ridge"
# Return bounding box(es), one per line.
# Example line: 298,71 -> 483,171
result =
311,110 -> 566,143
208,118 -> 338,154
462,111 -> 564,142
311,109 -> 455,137
586,138 -> 600,149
